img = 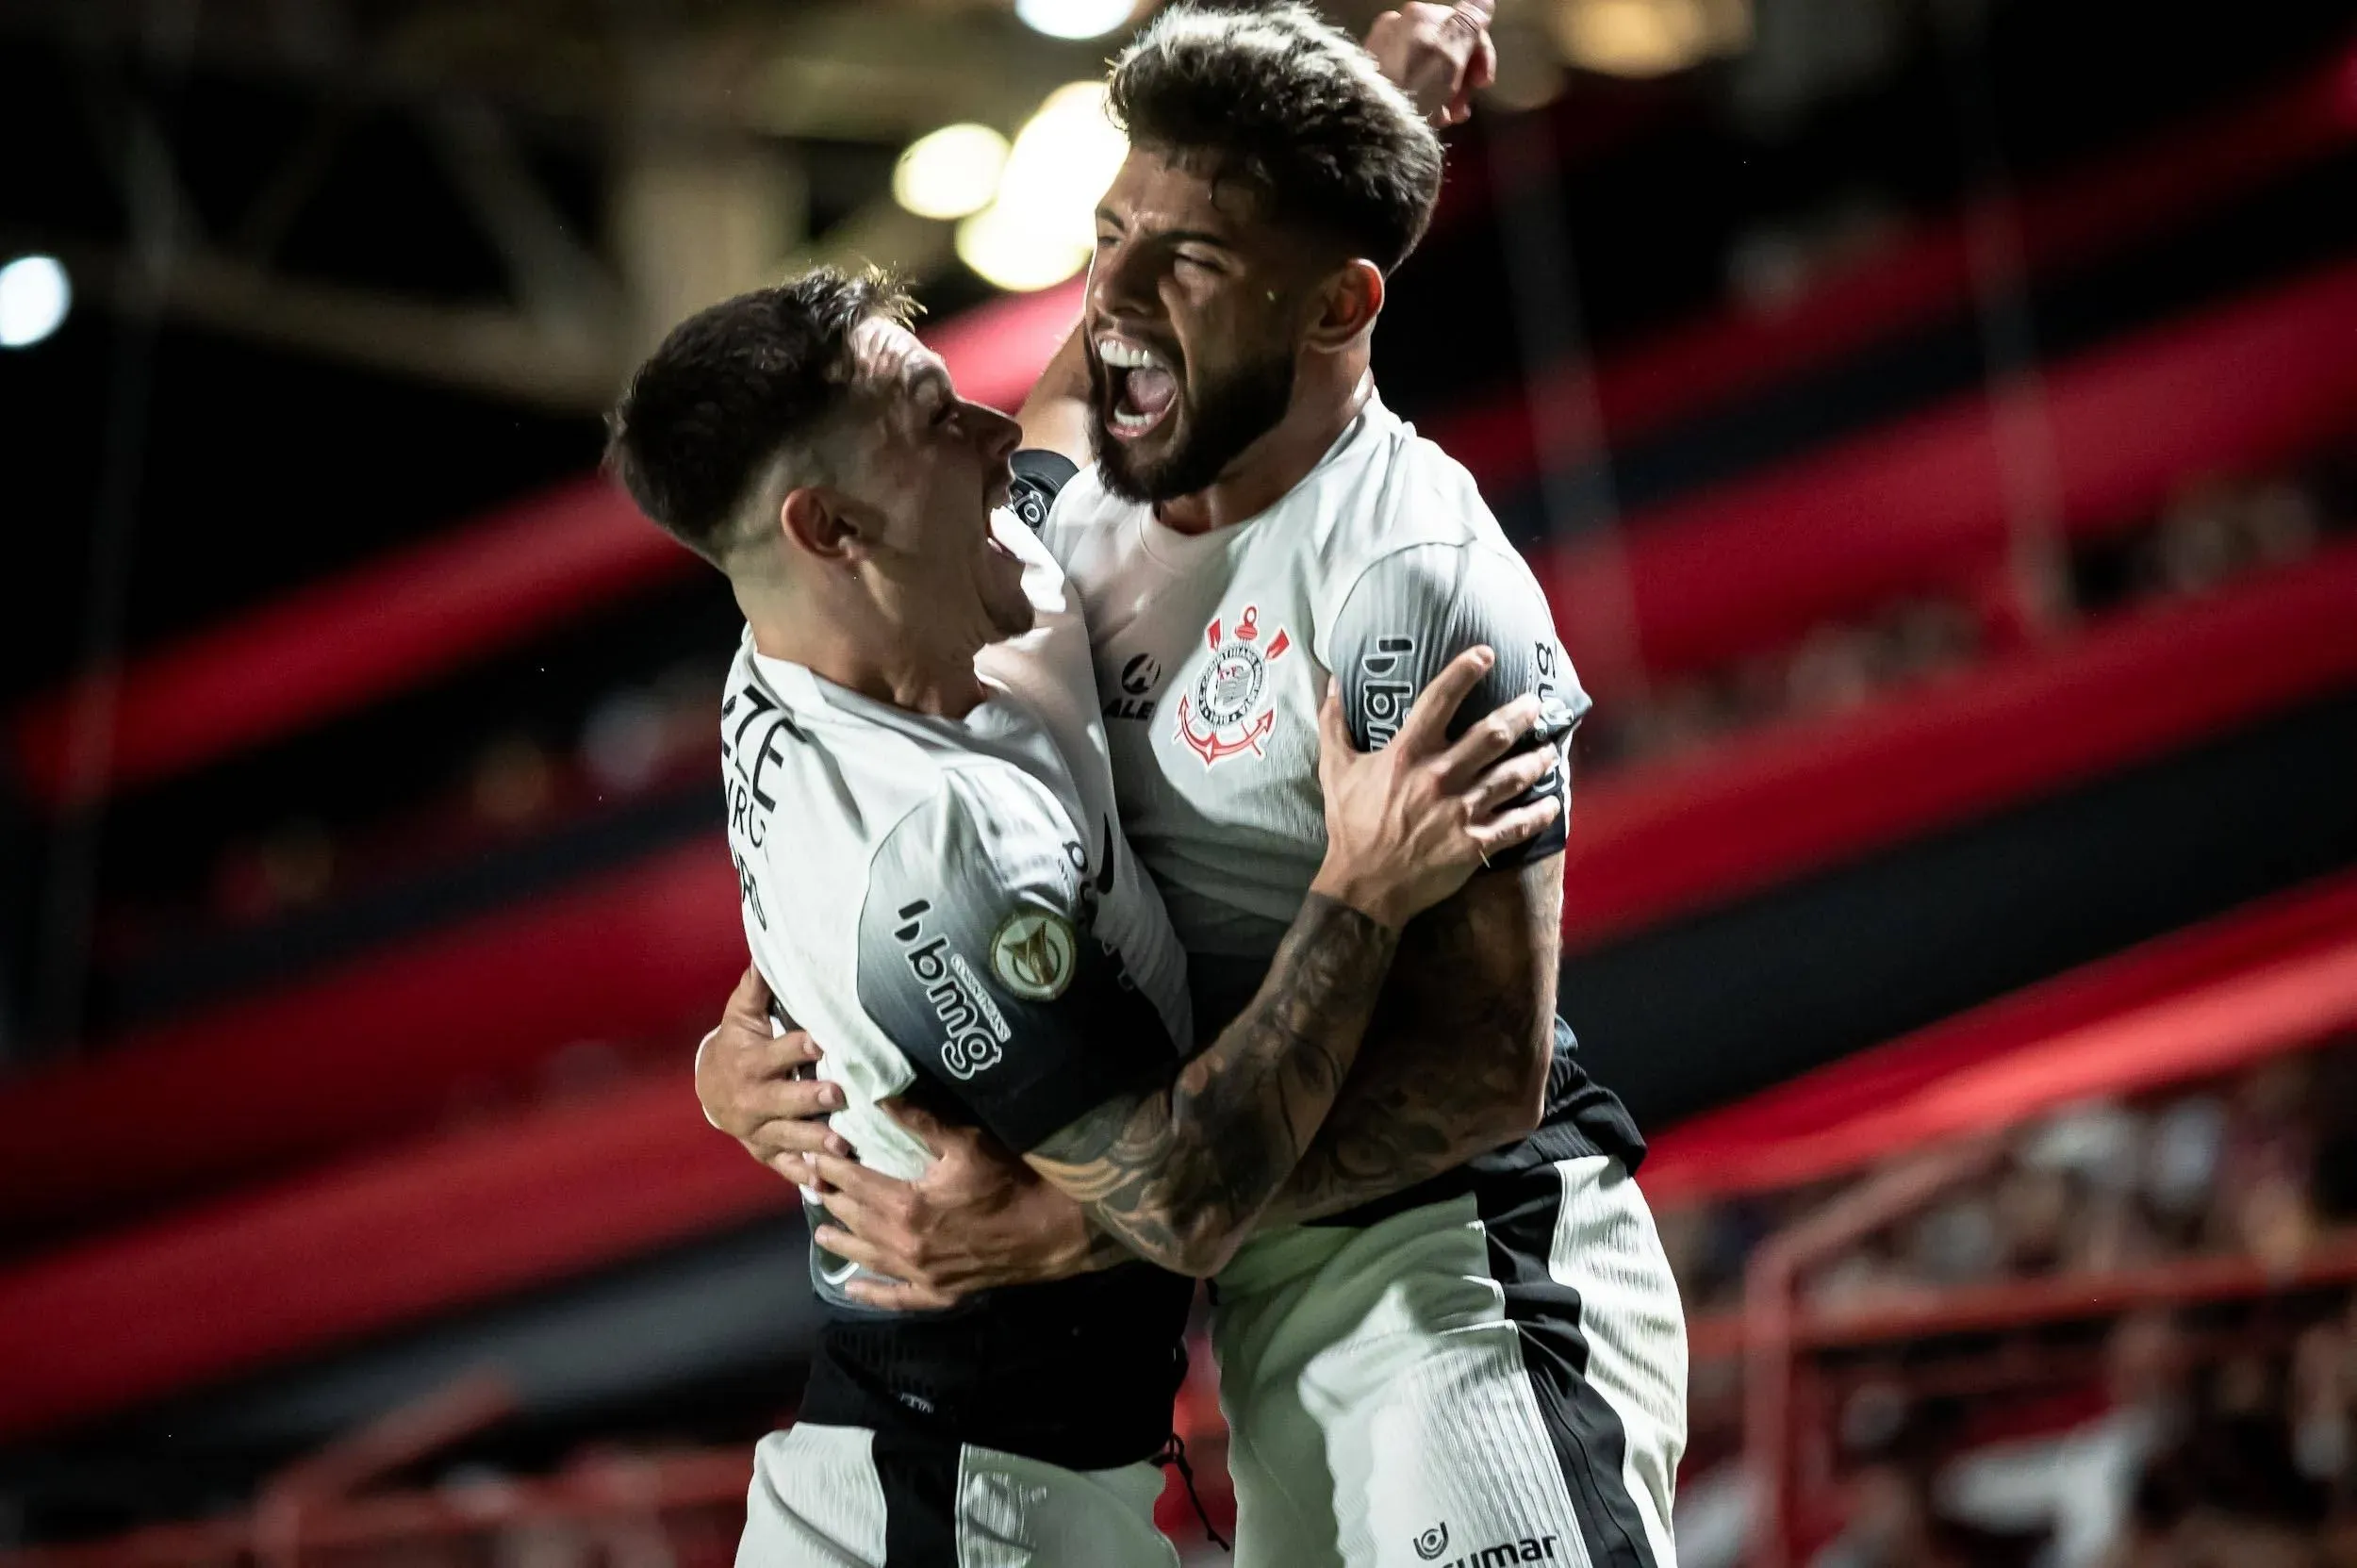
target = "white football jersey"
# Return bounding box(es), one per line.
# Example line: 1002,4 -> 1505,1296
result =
720,495 -> 1193,1311
1040,394 -> 1588,1023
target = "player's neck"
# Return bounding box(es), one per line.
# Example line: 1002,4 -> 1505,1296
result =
1154,361 -> 1374,536
740,583 -> 987,718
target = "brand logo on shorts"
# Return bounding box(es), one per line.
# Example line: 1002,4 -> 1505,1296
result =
990,909 -> 1076,1000
1176,604 -> 1292,767
894,900 -> 1010,1081
1416,1527 -> 1561,1567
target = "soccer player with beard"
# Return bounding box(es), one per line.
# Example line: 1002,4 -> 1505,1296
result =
698,6 -> 1689,1568
616,273 -> 1559,1564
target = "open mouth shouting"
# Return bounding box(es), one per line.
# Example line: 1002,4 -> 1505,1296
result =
1096,335 -> 1179,441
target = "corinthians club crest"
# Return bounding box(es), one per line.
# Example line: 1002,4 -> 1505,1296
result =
1177,603 -> 1292,766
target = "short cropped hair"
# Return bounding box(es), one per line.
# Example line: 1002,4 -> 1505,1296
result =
1108,2 -> 1444,274
606,267 -> 915,567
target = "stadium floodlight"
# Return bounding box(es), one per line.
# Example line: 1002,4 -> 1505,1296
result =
0,255 -> 70,349
997,82 -> 1127,249
893,124 -> 1013,221
1554,0 -> 1750,78
1014,0 -> 1135,41
957,81 -> 1127,291
956,203 -> 1094,292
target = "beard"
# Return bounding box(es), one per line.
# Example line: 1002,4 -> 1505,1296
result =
1091,347 -> 1296,505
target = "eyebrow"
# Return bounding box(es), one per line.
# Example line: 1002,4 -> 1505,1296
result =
1094,208 -> 1236,251
899,359 -> 956,417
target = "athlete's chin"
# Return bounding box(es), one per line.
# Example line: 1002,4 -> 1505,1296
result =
982,595 -> 1036,642
1095,435 -> 1186,505
977,553 -> 1034,640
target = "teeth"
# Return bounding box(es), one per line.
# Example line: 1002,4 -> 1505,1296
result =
1096,337 -> 1162,371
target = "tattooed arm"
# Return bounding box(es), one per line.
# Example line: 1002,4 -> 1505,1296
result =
1244,537 -> 1585,1229
814,648 -> 1560,1286
1024,650 -> 1567,1273
1023,893 -> 1396,1274
1255,852 -> 1562,1227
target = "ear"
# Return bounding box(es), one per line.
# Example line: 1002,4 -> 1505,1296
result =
779,485 -> 859,563
1303,260 -> 1385,353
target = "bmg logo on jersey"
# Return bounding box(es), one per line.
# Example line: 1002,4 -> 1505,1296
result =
893,900 -> 1011,1081
1359,634 -> 1418,750
1177,603 -> 1293,767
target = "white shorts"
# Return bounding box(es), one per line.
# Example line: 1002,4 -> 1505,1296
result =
737,1422 -> 1178,1567
1211,1155 -> 1689,1568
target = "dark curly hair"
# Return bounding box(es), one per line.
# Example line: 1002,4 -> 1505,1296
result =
606,267 -> 915,567
1107,2 -> 1443,274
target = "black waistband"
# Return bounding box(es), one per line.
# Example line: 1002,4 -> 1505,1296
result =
799,1261 -> 1195,1472
1307,1017 -> 1645,1229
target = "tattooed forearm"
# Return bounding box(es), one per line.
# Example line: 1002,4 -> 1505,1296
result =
1025,894 -> 1398,1276
1258,855 -> 1563,1228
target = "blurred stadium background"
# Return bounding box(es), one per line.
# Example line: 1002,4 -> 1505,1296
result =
1,0 -> 2354,1561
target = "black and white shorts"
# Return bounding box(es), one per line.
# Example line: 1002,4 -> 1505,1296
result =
1211,1155 -> 1689,1568
737,1422 -> 1177,1567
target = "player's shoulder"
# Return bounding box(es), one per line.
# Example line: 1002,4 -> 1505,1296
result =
1034,459 -> 1133,571
1316,429 -> 1539,621
722,641 -> 965,854
1309,400 -> 1515,574
867,753 -> 1078,898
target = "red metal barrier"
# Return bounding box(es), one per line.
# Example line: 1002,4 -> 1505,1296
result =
6,539 -> 2353,1246
0,1074 -> 788,1442
1537,258 -> 2357,690
1433,39 -> 2357,477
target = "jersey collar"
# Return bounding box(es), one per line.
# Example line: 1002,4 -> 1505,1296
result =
1134,389 -> 1399,566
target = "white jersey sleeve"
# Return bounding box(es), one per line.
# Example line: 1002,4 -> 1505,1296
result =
1327,539 -> 1591,869
852,767 -> 1182,1152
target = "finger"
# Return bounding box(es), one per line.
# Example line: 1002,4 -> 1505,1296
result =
768,1028 -> 823,1070
813,1224 -> 904,1277
1462,745 -> 1557,815
1470,27 -> 1499,91
747,1074 -> 844,1122
1316,678 -> 1359,767
1438,0 -> 1492,66
1394,645 -> 1496,755
766,1151 -> 818,1188
1435,691 -> 1542,785
844,1275 -> 963,1312
1470,792 -> 1561,857
727,964 -> 772,1018
815,1228 -> 949,1304
811,1148 -> 898,1202
755,1116 -> 855,1160
745,1112 -> 844,1164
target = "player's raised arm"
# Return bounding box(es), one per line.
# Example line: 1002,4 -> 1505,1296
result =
1256,540 -> 1583,1227
819,647 -> 1556,1279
